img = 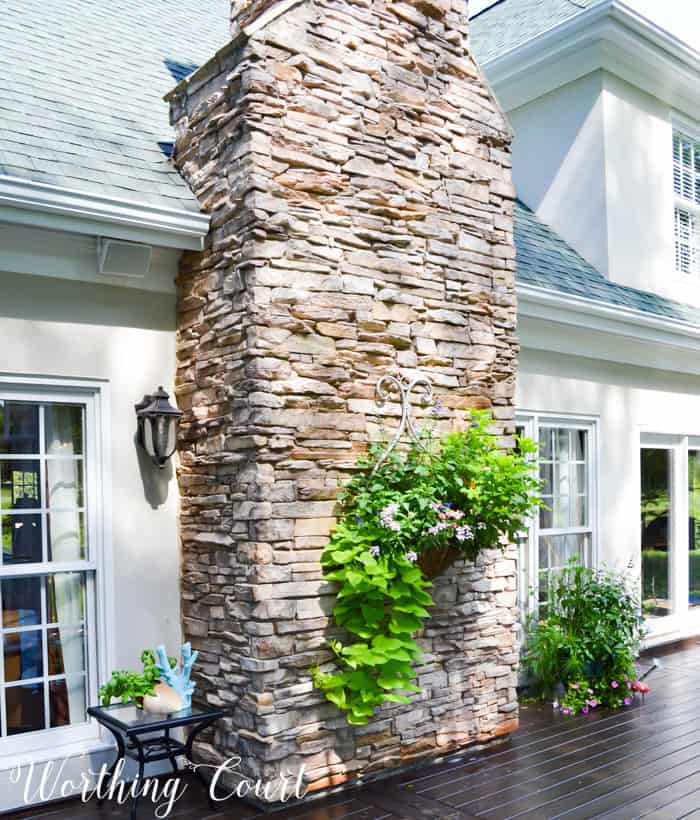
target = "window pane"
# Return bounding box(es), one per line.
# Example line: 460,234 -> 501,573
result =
47,574 -> 85,626
0,461 -> 41,511
1,513 -> 42,564
6,683 -> 45,735
689,451 -> 700,608
641,448 -> 672,617
48,512 -> 85,561
4,630 -> 43,682
49,676 -> 86,728
538,428 -> 553,460
47,626 -> 86,676
45,460 -> 83,509
572,430 -> 587,461
2,577 -> 41,628
0,403 -> 39,454
556,429 -> 570,462
538,533 -> 590,602
44,405 -> 83,456
539,499 -> 553,529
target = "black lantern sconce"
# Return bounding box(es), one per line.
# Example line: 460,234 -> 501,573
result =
135,387 -> 183,468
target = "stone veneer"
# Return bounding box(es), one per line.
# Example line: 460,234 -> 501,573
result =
168,0 -> 519,800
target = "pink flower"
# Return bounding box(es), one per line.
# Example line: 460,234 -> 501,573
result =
582,706 -> 589,715
570,683 -> 580,690
623,674 -> 629,682
627,681 -> 632,690
589,699 -> 598,708
611,681 -> 619,689
624,697 -> 632,706
587,688 -> 594,695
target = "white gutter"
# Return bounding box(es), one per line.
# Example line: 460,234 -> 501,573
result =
517,282 -> 700,352
0,176 -> 209,251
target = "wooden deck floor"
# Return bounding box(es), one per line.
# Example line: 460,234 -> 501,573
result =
6,641 -> 700,820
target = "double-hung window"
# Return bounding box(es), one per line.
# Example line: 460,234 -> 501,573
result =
516,415 -> 597,613
673,130 -> 700,276
0,387 -> 100,755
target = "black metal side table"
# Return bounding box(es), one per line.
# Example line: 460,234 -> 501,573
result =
87,702 -> 224,820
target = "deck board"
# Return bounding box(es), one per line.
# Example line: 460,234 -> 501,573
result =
4,644 -> 698,819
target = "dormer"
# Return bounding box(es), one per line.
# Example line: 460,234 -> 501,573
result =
471,0 -> 700,306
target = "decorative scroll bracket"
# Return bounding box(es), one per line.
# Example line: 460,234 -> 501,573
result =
371,372 -> 434,475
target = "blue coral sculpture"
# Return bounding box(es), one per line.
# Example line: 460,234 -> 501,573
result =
155,642 -> 199,709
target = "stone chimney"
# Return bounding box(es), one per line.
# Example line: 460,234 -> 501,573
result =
168,0 -> 518,802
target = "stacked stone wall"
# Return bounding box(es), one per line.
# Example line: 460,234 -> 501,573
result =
169,0 -> 519,797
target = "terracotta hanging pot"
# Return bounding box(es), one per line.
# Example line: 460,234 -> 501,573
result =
417,547 -> 461,579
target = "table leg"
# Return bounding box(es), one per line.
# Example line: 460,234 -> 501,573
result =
164,728 -> 180,775
131,739 -> 146,820
98,725 -> 126,806
184,718 -> 218,810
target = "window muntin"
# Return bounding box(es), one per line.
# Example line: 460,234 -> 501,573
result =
673,130 -> 700,276
0,399 -> 92,740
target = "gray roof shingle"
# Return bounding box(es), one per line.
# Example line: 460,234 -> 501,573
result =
1,0 -> 230,211
515,201 -> 700,327
4,0 -> 699,330
469,0 -> 595,65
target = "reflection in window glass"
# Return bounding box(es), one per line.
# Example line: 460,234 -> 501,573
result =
48,511 -> 85,562
1,514 -> 42,564
4,631 -> 43,682
2,577 -> 42,628
689,452 -> 700,607
0,398 -> 91,740
536,425 -> 590,602
6,683 -> 45,735
44,405 -> 83,456
0,403 -> 39,455
641,448 -> 672,617
0,461 -> 41,511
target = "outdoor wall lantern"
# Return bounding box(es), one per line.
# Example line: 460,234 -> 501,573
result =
135,386 -> 183,468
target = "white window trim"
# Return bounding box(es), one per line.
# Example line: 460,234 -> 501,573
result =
0,375 -> 113,768
516,412 -> 599,619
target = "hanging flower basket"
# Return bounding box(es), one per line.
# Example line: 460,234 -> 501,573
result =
417,546 -> 461,579
310,372 -> 543,726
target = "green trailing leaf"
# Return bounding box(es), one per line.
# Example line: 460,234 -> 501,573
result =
311,408 -> 542,725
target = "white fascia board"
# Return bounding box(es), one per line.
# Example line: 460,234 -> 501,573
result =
0,176 -> 209,251
482,0 -> 700,113
517,283 -> 700,357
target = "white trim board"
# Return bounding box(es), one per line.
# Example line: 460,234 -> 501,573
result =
0,176 -> 209,252
517,283 -> 700,375
482,0 -> 700,114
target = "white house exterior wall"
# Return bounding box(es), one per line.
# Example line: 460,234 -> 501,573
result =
517,343 -> 700,646
0,268 -> 182,810
509,72 -> 609,276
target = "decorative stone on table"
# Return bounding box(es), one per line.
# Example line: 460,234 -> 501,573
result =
143,642 -> 199,714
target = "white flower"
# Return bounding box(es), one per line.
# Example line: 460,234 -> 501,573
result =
406,551 -> 418,563
455,525 -> 474,542
369,545 -> 380,557
380,503 -> 401,532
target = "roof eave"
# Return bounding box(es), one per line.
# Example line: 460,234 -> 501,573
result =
479,0 -> 700,113
518,281 -> 700,352
0,176 -> 209,251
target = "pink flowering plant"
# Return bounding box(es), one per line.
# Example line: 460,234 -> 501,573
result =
312,409 -> 541,725
524,560 -> 646,715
